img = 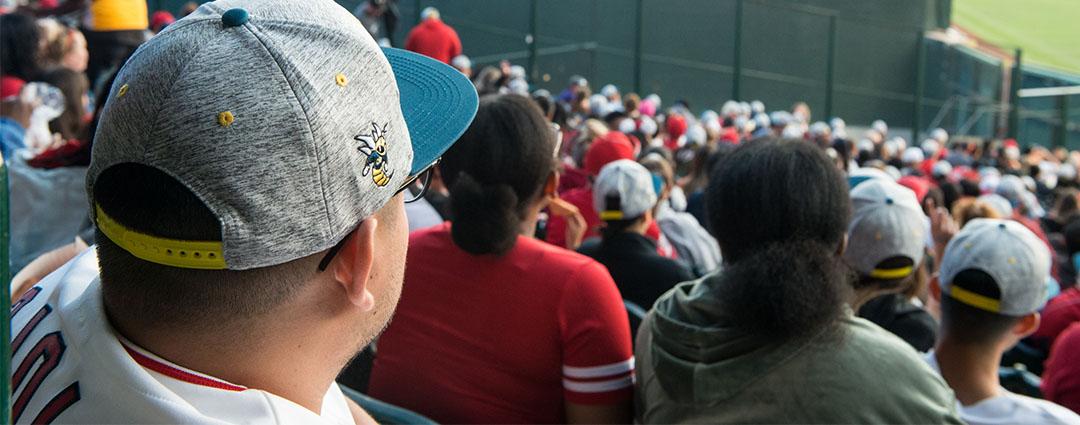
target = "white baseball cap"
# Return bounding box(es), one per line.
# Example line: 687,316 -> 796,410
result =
940,218 -> 1050,315
845,180 -> 927,279
593,159 -> 657,221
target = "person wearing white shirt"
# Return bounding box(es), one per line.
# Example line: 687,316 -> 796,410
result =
927,219 -> 1080,425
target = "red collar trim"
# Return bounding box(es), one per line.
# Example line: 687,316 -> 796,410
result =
120,341 -> 246,392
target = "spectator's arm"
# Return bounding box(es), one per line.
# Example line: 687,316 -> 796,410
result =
558,261 -> 634,424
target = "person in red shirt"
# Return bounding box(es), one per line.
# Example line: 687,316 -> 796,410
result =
403,7 -> 461,64
1032,287 -> 1080,351
1043,322 -> 1080,414
369,94 -> 633,424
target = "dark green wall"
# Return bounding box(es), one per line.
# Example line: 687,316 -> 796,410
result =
147,0 -> 1076,146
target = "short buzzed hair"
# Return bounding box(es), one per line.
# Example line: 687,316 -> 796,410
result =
940,269 -> 1023,345
95,163 -> 322,332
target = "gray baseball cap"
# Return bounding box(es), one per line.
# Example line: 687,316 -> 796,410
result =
87,0 -> 478,270
940,218 -> 1050,315
593,159 -> 657,222
845,179 -> 926,279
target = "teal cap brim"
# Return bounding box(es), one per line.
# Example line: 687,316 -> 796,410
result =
383,47 -> 479,175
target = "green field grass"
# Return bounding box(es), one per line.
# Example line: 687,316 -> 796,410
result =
953,0 -> 1080,75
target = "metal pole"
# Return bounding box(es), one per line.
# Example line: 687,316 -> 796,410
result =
527,0 -> 539,81
1058,94 -> 1070,149
1008,48 -> 1023,140
633,0 -> 643,94
0,154 -> 10,424
912,31 -> 926,143
732,0 -> 744,101
824,15 -> 837,119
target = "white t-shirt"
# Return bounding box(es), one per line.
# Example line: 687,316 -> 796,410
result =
925,352 -> 1080,425
10,247 -> 355,424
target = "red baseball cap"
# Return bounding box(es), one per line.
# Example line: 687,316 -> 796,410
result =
151,11 -> 176,31
584,132 -> 634,176
666,114 -> 687,140
897,175 -> 931,203
0,76 -> 25,100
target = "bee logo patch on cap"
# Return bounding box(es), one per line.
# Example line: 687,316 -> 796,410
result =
355,122 -> 393,187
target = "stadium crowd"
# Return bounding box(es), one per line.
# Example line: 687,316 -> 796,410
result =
3,0 -> 1080,424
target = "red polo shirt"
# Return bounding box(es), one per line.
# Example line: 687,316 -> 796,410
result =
369,223 -> 634,423
404,19 -> 462,64
1043,322 -> 1080,415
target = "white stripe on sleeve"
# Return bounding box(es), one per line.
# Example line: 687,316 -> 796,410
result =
562,376 -> 634,393
562,358 -> 635,379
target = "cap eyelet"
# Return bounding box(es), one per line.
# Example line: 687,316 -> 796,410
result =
218,111 -> 235,127
117,84 -> 129,98
335,73 -> 348,87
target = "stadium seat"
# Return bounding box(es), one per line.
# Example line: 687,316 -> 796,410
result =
625,300 -> 648,339
999,366 -> 1043,398
339,384 -> 437,425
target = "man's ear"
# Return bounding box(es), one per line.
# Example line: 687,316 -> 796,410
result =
1014,312 -> 1041,339
930,275 -> 942,302
333,218 -> 379,312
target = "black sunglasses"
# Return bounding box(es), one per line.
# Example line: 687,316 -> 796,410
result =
316,159 -> 439,271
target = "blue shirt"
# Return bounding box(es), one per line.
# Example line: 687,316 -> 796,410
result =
0,117 -> 26,160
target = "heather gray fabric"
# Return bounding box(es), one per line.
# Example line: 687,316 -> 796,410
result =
940,218 -> 1050,315
87,0 -> 413,270
635,275 -> 964,424
845,179 -> 926,278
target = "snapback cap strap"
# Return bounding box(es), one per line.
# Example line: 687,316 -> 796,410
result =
95,204 -> 227,269
947,285 -> 1002,313
600,210 -> 625,220
868,266 -> 914,280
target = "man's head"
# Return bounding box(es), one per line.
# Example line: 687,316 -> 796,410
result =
593,159 -> 658,238
421,7 -> 441,21
844,179 -> 926,293
89,0 -> 476,348
451,55 -> 472,78
934,219 -> 1050,349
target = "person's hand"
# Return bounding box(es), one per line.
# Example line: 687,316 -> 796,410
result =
549,197 -> 586,251
10,237 -> 89,299
0,96 -> 35,129
927,198 -> 957,246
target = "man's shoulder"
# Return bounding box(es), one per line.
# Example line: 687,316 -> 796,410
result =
969,392 -> 1080,425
